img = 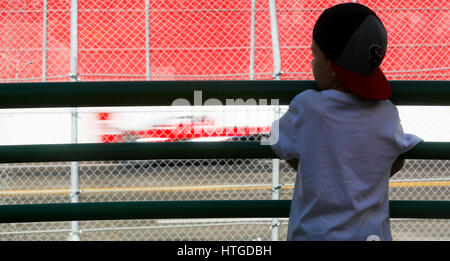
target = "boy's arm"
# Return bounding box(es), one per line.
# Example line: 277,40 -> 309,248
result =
390,158 -> 405,178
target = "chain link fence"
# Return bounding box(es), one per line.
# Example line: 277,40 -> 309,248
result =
0,0 -> 449,241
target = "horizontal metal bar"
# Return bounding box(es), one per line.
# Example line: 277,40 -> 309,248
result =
0,142 -> 271,163
0,141 -> 447,164
398,142 -> 450,160
0,80 -> 448,108
0,200 -> 448,223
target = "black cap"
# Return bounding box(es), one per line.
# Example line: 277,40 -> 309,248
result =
313,3 -> 391,100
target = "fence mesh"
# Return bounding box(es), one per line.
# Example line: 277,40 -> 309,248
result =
0,0 -> 449,241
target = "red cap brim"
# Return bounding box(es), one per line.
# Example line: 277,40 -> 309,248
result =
330,61 -> 391,100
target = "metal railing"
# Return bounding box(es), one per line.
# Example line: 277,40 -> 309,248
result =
0,80 -> 449,108
1,200 -> 449,223
0,80 -> 449,224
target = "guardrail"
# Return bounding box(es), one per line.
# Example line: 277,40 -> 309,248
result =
0,80 -> 449,108
0,80 -> 449,223
0,141 -> 448,163
1,200 -> 449,223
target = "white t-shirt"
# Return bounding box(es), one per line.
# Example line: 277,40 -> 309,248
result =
269,89 -> 422,241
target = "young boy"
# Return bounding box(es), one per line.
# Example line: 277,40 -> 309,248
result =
269,3 -> 422,241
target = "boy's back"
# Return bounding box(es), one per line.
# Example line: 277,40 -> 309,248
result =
271,89 -> 421,240
269,3 -> 422,241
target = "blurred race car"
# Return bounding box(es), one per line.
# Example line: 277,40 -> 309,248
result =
100,114 -> 270,144
98,112 -> 271,167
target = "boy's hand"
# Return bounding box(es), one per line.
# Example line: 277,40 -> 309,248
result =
390,158 -> 405,178
286,158 -> 300,171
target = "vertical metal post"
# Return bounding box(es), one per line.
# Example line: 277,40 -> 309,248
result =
42,0 -> 48,82
271,160 -> 281,241
69,0 -> 80,241
269,0 -> 281,241
250,0 -> 256,80
269,0 -> 282,81
270,105 -> 281,241
70,0 -> 78,83
145,0 -> 151,81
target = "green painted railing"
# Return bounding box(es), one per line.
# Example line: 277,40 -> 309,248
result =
0,80 -> 449,108
0,200 -> 449,223
0,141 -> 448,163
0,80 -> 449,223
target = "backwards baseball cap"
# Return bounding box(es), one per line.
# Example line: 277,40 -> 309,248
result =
313,3 -> 391,100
